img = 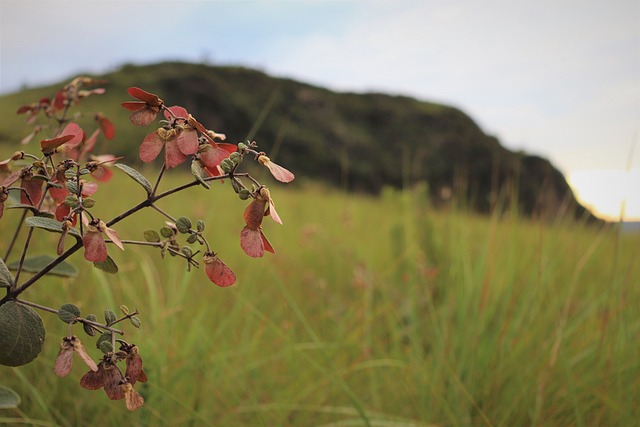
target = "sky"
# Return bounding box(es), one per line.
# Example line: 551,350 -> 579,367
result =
1,0 -> 639,220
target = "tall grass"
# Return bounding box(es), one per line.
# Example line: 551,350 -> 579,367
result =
1,173 -> 638,426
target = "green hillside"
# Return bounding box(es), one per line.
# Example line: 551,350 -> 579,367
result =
0,61 -> 593,220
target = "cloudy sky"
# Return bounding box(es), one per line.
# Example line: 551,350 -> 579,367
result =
1,0 -> 639,220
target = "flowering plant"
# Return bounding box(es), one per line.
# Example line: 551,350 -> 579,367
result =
0,80 -> 294,411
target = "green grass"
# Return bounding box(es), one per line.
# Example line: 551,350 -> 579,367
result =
1,172 -> 638,426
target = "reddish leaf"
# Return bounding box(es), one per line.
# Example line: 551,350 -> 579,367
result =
83,228 -> 107,262
72,338 -> 98,372
53,90 -> 67,110
258,155 -> 295,183
164,106 -> 188,120
122,383 -> 144,411
81,129 -> 101,156
21,177 -> 44,206
59,123 -> 84,150
130,107 -> 159,126
261,229 -> 275,254
164,139 -> 187,169
99,116 -> 115,140
80,365 -> 105,390
244,198 -> 267,229
54,341 -> 74,377
127,87 -> 161,105
240,226 -> 264,257
177,128 -> 199,156
125,347 -> 144,385
140,132 -> 164,163
203,253 -> 236,287
55,203 -> 71,222
102,364 -> 125,400
199,143 -> 231,169
121,101 -> 146,112
100,221 -> 124,251
268,199 -> 282,225
40,134 -> 74,152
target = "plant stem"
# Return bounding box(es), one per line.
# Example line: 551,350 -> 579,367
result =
3,210 -> 27,261
15,298 -> 124,335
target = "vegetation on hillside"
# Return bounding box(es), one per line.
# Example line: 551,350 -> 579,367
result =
0,61 -> 595,221
0,177 -> 636,425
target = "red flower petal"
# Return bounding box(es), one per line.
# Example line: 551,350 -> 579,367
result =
204,254 -> 236,287
140,132 -> 164,163
240,226 -> 264,257
80,365 -> 105,390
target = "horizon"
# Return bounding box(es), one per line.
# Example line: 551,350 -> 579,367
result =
1,0 -> 638,220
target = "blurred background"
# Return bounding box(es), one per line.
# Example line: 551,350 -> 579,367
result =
0,1 -> 639,426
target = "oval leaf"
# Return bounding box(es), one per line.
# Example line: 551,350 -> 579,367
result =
0,257 -> 15,289
25,217 -> 81,238
58,303 -> 81,323
114,163 -> 152,195
175,217 -> 192,234
8,255 -> 78,278
0,385 -> 21,409
143,230 -> 160,243
0,302 -> 46,367
93,256 -> 118,274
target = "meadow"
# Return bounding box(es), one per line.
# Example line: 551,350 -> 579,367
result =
0,171 -> 638,426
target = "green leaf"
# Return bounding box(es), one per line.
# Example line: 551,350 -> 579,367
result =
130,316 -> 141,329
114,163 -> 152,195
95,332 -> 112,352
93,256 -> 118,274
143,230 -> 161,243
0,385 -> 21,409
25,217 -> 81,238
8,255 -> 78,278
82,197 -> 96,208
175,217 -> 192,234
119,305 -> 130,315
160,226 -> 174,238
191,160 -> 211,189
83,314 -> 98,337
65,180 -> 79,194
99,341 -> 113,354
196,220 -> 205,232
0,257 -> 14,289
0,302 -> 46,367
57,303 -> 81,323
186,234 -> 198,244
104,308 -> 117,325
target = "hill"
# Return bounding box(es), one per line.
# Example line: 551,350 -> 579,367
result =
0,61 -> 594,221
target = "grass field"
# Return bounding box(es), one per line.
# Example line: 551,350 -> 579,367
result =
1,171 -> 639,426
